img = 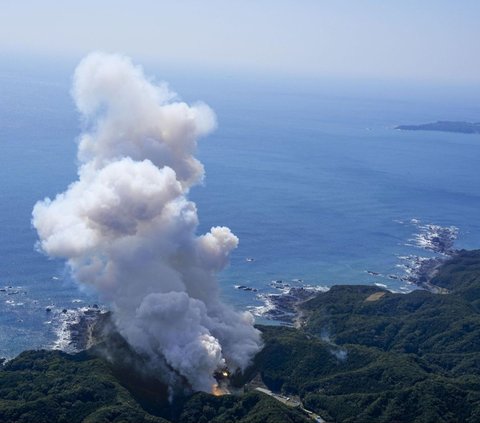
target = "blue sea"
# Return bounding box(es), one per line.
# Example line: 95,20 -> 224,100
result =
1,57 -> 480,357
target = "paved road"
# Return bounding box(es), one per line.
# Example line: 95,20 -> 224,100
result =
254,387 -> 326,422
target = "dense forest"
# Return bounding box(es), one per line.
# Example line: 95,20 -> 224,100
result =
1,250 -> 480,422
248,250 -> 480,422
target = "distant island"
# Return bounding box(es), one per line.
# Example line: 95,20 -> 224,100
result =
396,120 -> 480,134
1,249 -> 480,422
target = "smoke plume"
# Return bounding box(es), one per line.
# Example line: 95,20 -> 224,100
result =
32,52 -> 262,392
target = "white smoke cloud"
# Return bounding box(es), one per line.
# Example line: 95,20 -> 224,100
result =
32,52 -> 262,392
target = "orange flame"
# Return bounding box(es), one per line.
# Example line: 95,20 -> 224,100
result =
212,384 -> 228,396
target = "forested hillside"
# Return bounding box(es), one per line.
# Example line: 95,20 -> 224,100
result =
1,250 -> 480,422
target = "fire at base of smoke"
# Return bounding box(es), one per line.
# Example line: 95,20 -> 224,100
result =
32,52 -> 262,393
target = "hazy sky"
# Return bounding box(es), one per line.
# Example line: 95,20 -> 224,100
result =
1,1 -> 479,83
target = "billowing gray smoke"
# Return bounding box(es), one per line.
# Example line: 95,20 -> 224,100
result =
32,52 -> 262,392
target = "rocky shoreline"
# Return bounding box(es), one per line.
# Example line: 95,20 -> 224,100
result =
250,284 -> 329,325
54,219 -> 461,349
379,220 -> 458,293
248,219 -> 460,325
52,306 -> 108,352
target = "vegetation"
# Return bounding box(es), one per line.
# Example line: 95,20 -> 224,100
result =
246,250 -> 480,422
0,349 -> 309,423
1,249 -> 480,422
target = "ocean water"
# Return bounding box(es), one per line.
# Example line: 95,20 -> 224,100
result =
1,58 -> 480,357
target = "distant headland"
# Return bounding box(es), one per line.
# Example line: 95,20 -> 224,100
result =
396,120 -> 480,134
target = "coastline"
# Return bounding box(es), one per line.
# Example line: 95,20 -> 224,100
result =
2,248 -> 479,423
245,219 -> 459,325
0,219 -> 461,357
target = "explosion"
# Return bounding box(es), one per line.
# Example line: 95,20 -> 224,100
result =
32,52 -> 262,392
212,384 -> 229,396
